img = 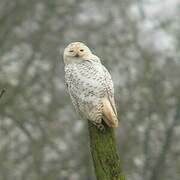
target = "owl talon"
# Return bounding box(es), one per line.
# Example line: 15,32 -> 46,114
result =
97,124 -> 105,132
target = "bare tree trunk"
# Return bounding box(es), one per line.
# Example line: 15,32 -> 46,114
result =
88,121 -> 125,180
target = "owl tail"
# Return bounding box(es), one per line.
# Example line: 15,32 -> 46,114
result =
102,97 -> 118,128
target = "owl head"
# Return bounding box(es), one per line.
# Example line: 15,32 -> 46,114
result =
63,42 -> 93,63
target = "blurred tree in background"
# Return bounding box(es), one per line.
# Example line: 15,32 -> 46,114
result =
0,0 -> 180,180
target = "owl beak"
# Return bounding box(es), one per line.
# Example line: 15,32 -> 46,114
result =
75,53 -> 79,57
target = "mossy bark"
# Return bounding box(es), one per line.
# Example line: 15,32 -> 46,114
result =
88,121 -> 125,180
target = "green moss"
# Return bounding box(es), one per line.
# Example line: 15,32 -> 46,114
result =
88,122 -> 125,180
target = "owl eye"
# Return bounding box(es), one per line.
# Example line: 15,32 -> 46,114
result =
69,50 -> 74,52
80,49 -> 84,52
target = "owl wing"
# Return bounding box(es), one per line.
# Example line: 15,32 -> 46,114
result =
102,65 -> 118,127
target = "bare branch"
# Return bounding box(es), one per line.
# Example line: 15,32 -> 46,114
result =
0,89 -> 5,99
149,103 -> 180,180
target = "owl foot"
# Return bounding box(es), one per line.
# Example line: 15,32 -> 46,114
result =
97,124 -> 105,132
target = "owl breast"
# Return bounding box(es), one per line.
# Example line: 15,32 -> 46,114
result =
65,60 -> 106,119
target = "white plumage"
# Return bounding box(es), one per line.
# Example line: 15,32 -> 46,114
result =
63,42 -> 118,131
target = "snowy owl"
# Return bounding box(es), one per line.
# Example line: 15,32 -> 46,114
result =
63,42 -> 118,131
